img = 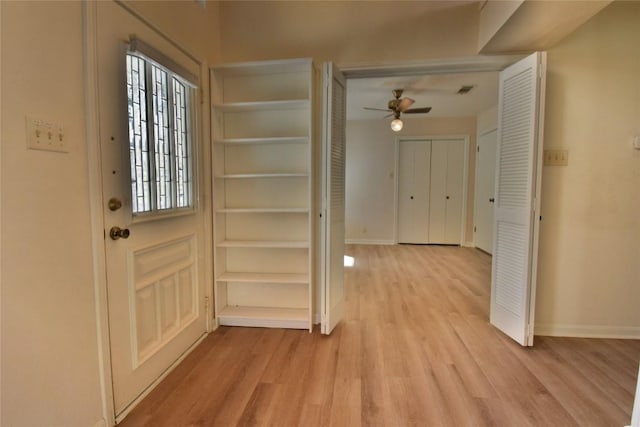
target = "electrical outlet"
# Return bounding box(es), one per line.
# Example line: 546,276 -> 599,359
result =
26,116 -> 67,153
543,149 -> 568,166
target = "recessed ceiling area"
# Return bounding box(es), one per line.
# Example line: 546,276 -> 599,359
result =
347,71 -> 499,120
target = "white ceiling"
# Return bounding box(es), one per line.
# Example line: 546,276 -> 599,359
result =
346,71 -> 499,120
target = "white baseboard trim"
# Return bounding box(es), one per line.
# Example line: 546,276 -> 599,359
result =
92,418 -> 107,427
535,323 -> 640,339
345,239 -> 395,245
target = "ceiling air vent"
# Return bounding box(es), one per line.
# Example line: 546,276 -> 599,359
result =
457,85 -> 475,95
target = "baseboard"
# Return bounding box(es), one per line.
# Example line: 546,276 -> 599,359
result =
345,239 -> 395,245
535,323 -> 640,339
91,418 -> 107,427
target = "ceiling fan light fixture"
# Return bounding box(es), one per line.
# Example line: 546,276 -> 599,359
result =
390,118 -> 403,132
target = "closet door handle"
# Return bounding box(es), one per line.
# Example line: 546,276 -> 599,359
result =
410,196 -> 414,200
489,198 -> 495,203
446,196 -> 450,200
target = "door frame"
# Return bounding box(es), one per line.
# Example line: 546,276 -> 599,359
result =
393,135 -> 469,245
83,2 -> 214,425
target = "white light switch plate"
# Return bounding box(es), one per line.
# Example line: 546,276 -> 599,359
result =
26,116 -> 67,153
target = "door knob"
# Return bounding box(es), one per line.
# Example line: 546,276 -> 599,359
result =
410,196 -> 414,200
109,226 -> 130,240
446,196 -> 450,200
489,198 -> 495,203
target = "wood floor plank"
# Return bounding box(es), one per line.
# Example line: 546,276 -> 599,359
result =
119,244 -> 640,427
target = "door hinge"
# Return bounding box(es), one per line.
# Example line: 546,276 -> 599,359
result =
477,146 -> 480,153
205,296 -> 210,317
200,88 -> 204,105
474,226 -> 477,233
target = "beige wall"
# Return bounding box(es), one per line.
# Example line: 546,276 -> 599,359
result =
219,1 -> 479,65
535,1 -> 640,337
1,2 -> 104,425
477,105 -> 498,134
124,0 -> 221,64
346,117 -> 477,245
0,1 -> 220,426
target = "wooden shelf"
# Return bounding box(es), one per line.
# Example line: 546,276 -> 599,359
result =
216,272 -> 309,284
217,306 -> 309,329
212,99 -> 309,112
217,240 -> 309,248
211,58 -> 314,332
213,136 -> 309,145
216,208 -> 309,214
215,173 -> 308,179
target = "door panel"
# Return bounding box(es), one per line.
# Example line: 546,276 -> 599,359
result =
444,139 -> 465,244
428,140 -> 448,243
321,62 -> 346,335
397,140 -> 431,244
428,139 -> 465,245
474,129 -> 497,253
490,52 -> 546,346
96,2 -> 206,417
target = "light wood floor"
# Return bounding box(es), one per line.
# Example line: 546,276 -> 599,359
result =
120,244 -> 640,426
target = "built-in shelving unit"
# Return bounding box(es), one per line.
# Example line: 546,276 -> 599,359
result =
211,59 -> 315,331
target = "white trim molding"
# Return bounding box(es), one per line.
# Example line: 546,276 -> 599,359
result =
345,239 -> 395,245
535,323 -> 640,339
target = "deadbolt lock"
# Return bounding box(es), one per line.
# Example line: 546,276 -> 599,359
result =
108,197 -> 123,211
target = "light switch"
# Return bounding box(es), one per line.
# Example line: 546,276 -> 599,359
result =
543,149 -> 568,166
26,116 -> 67,153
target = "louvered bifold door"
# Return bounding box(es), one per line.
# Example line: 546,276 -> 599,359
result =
321,63 -> 346,335
490,52 -> 546,346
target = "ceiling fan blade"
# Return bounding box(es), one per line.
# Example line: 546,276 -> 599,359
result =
397,97 -> 415,112
363,107 -> 392,112
403,107 -> 432,114
384,114 -> 394,119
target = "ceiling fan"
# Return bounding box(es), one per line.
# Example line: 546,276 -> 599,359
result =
364,89 -> 432,132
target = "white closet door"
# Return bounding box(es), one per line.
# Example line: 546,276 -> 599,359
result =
429,139 -> 464,245
428,140 -> 447,243
444,139 -> 465,244
490,52 -> 546,346
321,62 -> 346,335
397,140 -> 431,244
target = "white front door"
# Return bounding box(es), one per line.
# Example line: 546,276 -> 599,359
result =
490,52 -> 546,346
96,2 -> 207,418
321,62 -> 346,334
474,129 -> 497,253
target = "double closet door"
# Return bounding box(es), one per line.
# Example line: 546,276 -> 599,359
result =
397,138 -> 465,245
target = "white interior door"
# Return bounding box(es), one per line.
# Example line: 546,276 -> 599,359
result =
397,140 -> 431,244
96,2 -> 207,418
429,139 -> 465,245
443,139 -> 465,244
474,129 -> 497,253
321,62 -> 346,334
490,52 -> 546,346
